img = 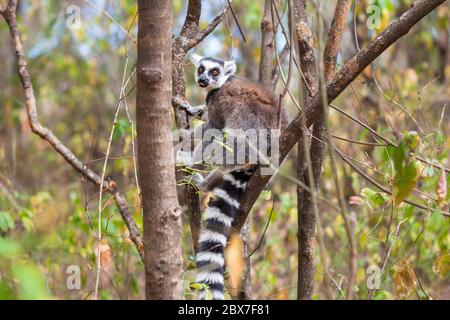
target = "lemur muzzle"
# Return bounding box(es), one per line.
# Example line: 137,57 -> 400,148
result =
198,75 -> 209,87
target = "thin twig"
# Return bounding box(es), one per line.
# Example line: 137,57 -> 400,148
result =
331,134 -> 388,147
94,55 -> 131,300
81,0 -> 136,43
248,199 -> 276,258
226,0 -> 247,42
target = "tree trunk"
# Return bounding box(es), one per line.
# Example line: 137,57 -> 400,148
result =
292,0 -> 321,300
172,1 -> 202,254
259,0 -> 274,87
136,0 -> 183,300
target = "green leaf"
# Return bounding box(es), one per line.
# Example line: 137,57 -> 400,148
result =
392,131 -> 421,176
112,118 -> 131,142
0,238 -> 22,258
19,208 -> 33,218
205,288 -> 212,300
190,282 -> 209,291
374,290 -> 393,300
393,160 -> 421,206
392,143 -> 407,174
21,217 -> 34,232
0,211 -> 15,232
261,190 -> 272,201
361,187 -> 389,207
12,262 -> 51,299
426,211 -> 443,232
403,131 -> 420,150
402,204 -> 414,219
435,131 -> 444,146
0,281 -> 13,299
433,253 -> 450,277
385,0 -> 395,12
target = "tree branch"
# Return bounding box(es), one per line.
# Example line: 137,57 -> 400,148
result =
292,0 -> 326,300
322,0 -> 356,300
324,0 -> 353,81
259,0 -> 275,86
171,1 -> 231,253
195,7 -> 230,46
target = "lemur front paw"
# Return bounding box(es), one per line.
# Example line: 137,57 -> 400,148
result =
179,102 -> 206,116
178,101 -> 192,111
184,172 -> 208,192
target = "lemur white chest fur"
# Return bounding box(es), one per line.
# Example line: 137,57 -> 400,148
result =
177,53 -> 288,300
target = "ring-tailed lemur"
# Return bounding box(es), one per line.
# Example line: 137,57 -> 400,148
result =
177,53 -> 288,300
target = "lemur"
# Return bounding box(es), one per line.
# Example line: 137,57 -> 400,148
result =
177,53 -> 288,300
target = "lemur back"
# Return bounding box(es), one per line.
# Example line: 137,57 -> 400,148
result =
206,75 -> 287,131
177,54 -> 288,300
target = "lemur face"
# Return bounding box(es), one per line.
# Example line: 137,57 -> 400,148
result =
189,53 -> 236,90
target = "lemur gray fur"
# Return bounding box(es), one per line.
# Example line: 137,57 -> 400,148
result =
177,53 -> 288,300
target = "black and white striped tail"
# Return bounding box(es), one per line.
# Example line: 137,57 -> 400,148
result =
195,169 -> 254,300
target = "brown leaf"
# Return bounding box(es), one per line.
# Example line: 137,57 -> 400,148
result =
393,259 -> 417,299
95,239 -> 113,275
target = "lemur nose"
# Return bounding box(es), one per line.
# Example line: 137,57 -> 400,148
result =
198,75 -> 209,87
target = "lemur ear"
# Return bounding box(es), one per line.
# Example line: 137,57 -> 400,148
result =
189,53 -> 203,66
224,60 -> 237,75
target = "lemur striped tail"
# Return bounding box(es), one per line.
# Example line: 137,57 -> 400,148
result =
195,169 -> 255,300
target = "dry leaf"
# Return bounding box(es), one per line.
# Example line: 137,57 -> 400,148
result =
393,259 -> 417,299
95,239 -> 113,275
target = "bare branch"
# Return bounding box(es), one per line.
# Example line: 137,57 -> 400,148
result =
271,43 -> 290,85
195,6 -> 230,48
321,0 -> 356,300
226,0 -> 247,43
323,0 -> 352,81
179,0 -> 201,40
293,0 -> 317,96
292,0 -> 328,300
259,0 -> 275,86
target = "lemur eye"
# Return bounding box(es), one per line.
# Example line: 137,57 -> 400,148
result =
198,66 -> 204,75
211,68 -> 220,76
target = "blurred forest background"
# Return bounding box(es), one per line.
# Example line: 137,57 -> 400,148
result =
0,0 -> 449,300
